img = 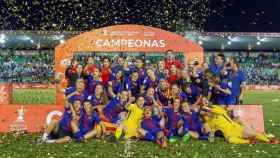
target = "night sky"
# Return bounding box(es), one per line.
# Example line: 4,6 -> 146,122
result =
206,0 -> 280,32
0,0 -> 279,32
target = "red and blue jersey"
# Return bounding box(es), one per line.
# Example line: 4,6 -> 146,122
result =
65,86 -> 89,103
89,94 -> 106,107
171,91 -> 188,104
143,77 -> 158,91
86,75 -> 102,95
59,107 -> 73,132
109,77 -> 125,97
177,91 -> 188,103
79,110 -> 100,134
163,108 -> 182,130
125,78 -> 142,97
181,111 -> 202,132
112,65 -> 124,76
129,67 -> 147,83
141,116 -> 162,135
185,84 -> 201,105
102,98 -> 126,123
156,88 -> 170,107
144,95 -> 155,107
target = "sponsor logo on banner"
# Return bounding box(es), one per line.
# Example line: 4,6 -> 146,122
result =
46,110 -> 63,125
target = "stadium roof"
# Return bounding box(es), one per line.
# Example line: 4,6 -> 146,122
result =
185,32 -> 280,51
1,30 -> 280,51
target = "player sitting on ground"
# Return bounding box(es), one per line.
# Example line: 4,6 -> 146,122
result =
138,106 -> 167,148
181,102 -> 213,142
159,98 -> 191,143
41,99 -> 82,144
71,101 -> 105,142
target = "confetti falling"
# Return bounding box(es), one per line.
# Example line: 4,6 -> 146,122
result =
206,0 -> 280,32
0,0 -> 211,32
1,0 -> 279,32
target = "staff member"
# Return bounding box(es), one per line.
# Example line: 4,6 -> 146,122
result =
228,58 -> 245,105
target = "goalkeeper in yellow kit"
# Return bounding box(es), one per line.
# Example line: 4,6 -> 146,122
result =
200,97 -> 278,144
115,96 -> 144,139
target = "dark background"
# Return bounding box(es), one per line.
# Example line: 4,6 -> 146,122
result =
0,0 -> 279,32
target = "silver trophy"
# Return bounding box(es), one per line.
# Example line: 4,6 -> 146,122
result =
10,106 -> 28,136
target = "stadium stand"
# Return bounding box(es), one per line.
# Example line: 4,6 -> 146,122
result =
0,50 -> 54,83
0,50 -> 279,85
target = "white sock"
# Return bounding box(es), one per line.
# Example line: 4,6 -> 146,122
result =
45,139 -> 56,144
42,133 -> 48,141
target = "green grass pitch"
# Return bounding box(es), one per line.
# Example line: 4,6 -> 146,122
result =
0,90 -> 279,158
12,88 -> 56,105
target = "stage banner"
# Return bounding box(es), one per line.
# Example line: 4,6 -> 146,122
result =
54,24 -> 204,105
0,105 -> 63,133
0,83 -> 12,105
0,25 -> 205,133
229,105 -> 265,133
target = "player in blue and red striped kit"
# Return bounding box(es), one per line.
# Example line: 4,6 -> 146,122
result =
156,79 -> 171,107
144,87 -> 157,107
86,68 -> 102,95
139,106 -> 167,148
101,90 -> 129,124
161,98 -> 190,143
181,102 -> 213,142
64,78 -> 89,103
125,71 -> 142,97
142,68 -> 159,91
72,101 -> 105,141
41,99 -> 82,144
108,70 -> 125,98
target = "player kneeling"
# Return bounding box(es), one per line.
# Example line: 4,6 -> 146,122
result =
72,101 -> 105,142
41,100 -> 81,144
138,107 -> 167,148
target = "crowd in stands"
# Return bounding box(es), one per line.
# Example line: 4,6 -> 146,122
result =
0,50 -> 280,85
39,50 -> 278,146
0,50 -> 54,83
